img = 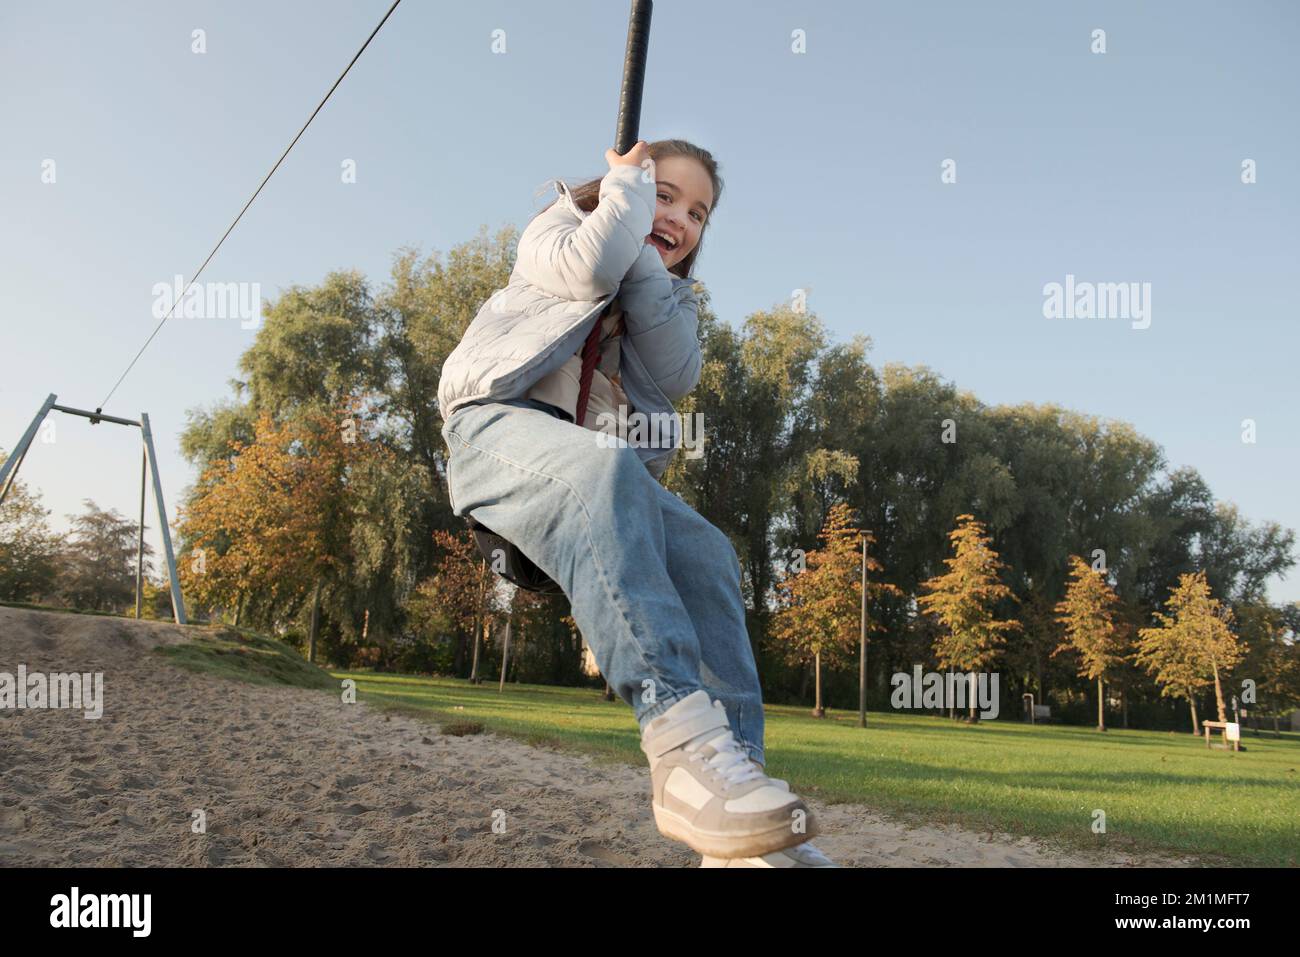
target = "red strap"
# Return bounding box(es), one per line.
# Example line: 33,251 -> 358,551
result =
573,307 -> 607,426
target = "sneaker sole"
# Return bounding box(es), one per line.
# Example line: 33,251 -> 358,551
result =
652,801 -> 819,858
699,853 -> 837,868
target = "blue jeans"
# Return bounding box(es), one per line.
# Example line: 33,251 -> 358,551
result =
441,397 -> 765,767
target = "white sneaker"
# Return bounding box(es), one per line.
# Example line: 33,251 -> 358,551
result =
640,690 -> 817,858
699,840 -> 838,868
750,759 -> 788,791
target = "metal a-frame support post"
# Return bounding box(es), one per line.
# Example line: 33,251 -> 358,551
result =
1,392 -> 187,624
0,392 -> 57,506
140,412 -> 186,624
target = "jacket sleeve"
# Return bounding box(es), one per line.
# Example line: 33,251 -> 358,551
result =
511,164 -> 656,302
617,242 -> 703,401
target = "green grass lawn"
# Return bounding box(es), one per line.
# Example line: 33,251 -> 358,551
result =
336,669 -> 1300,868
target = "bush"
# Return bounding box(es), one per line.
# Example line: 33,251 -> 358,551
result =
392,631 -> 458,676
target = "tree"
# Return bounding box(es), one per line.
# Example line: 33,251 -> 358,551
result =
918,514 -> 1021,722
177,239 -> 514,654
176,403 -> 397,661
784,337 -> 874,545
139,574 -> 177,621
1002,583 -> 1064,719
668,304 -> 827,622
1054,555 -> 1130,731
1197,503 -> 1296,606
419,529 -> 500,682
375,239 -> 514,503
771,503 -> 898,716
0,461 -> 61,603
500,590 -> 585,686
55,499 -> 153,612
236,271 -> 385,421
1235,602 -> 1300,736
1135,571 -> 1244,733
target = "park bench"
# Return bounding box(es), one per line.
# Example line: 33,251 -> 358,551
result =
1201,720 -> 1240,752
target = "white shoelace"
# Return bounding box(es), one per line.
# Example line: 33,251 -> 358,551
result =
687,729 -> 768,788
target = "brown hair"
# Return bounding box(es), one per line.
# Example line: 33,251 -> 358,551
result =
533,139 -> 723,280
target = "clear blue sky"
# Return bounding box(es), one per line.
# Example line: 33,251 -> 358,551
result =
2,1 -> 1297,602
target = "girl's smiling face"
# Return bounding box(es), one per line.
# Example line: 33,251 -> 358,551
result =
645,155 -> 714,272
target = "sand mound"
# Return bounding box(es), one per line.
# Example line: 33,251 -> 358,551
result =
0,606 -> 1195,867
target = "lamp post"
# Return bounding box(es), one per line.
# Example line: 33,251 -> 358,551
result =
858,534 -> 868,728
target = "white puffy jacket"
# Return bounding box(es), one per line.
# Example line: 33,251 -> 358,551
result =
437,163 -> 702,479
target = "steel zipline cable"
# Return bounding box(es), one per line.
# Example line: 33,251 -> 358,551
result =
98,0 -> 403,412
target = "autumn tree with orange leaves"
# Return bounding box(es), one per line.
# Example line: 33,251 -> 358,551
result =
1135,571 -> 1244,734
177,403 -> 398,660
1054,554 -> 1131,732
772,503 -> 899,717
918,514 -> 1020,722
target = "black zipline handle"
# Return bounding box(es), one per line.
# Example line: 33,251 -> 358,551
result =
614,0 -> 652,154
574,0 -> 654,430
472,1 -> 656,595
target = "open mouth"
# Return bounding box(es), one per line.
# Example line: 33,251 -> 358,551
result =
649,231 -> 678,254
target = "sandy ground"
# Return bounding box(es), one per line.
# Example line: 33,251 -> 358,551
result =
0,606 -> 1198,867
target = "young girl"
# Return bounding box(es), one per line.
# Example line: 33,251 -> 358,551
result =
438,139 -> 834,868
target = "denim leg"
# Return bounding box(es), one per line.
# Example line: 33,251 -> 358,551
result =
654,485 -> 766,767
441,400 -> 704,723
